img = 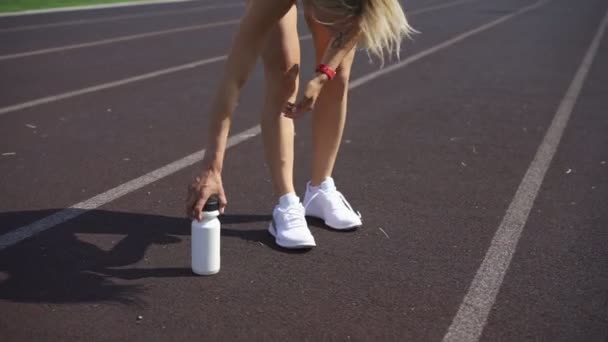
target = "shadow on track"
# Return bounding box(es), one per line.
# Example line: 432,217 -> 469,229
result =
0,209 -> 310,305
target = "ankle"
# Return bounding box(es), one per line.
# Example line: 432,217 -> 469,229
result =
277,192 -> 300,209
309,176 -> 332,188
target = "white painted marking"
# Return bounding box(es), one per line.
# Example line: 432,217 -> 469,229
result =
0,0 -> 542,250
442,6 -> 608,342
408,0 -> 475,15
0,35 -> 311,116
0,3 -> 245,33
350,0 -> 548,89
0,125 -> 260,250
0,0 -> 477,115
0,19 -> 240,61
0,0 -> 468,33
0,0 -> 198,18
0,55 -> 228,115
0,0 -> 471,60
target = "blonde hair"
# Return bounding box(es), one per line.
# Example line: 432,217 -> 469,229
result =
309,0 -> 417,64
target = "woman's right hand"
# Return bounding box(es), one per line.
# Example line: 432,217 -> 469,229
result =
186,168 -> 227,221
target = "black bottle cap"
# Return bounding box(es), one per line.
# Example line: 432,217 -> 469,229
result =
203,195 -> 220,212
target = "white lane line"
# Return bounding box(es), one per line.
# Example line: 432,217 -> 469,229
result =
0,0 -> 199,18
0,35 -> 310,116
0,0 -> 548,250
0,126 -> 261,251
0,0 -> 468,33
407,0 -> 475,15
0,0 -> 476,116
350,0 -> 548,88
442,6 -> 608,342
0,19 -> 240,62
0,55 -> 229,115
0,3 -> 245,33
0,0 -> 471,61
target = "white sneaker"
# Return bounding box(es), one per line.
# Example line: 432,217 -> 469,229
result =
303,177 -> 362,230
268,193 -> 316,249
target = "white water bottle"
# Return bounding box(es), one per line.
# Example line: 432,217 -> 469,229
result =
191,196 -> 220,275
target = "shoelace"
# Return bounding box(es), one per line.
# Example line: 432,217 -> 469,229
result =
305,189 -> 362,218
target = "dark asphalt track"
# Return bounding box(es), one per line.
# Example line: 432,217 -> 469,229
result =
0,0 -> 607,340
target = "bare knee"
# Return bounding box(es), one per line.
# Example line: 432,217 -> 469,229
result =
264,63 -> 299,102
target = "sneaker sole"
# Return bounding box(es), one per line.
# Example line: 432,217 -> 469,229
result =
305,214 -> 362,230
268,223 -> 316,249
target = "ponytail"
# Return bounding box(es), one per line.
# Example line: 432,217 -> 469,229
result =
309,0 -> 417,64
358,0 -> 416,64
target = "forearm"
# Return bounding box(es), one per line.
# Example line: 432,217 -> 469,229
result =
202,80 -> 237,172
319,26 -> 361,71
201,0 -> 294,172
306,27 -> 360,88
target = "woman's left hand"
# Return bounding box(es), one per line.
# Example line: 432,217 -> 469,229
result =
285,74 -> 329,118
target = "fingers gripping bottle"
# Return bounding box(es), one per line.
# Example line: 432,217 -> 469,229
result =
191,196 -> 220,275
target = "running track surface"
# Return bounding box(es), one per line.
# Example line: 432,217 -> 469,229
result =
0,0 -> 607,340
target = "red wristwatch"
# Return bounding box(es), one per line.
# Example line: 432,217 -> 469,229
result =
316,64 -> 336,80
